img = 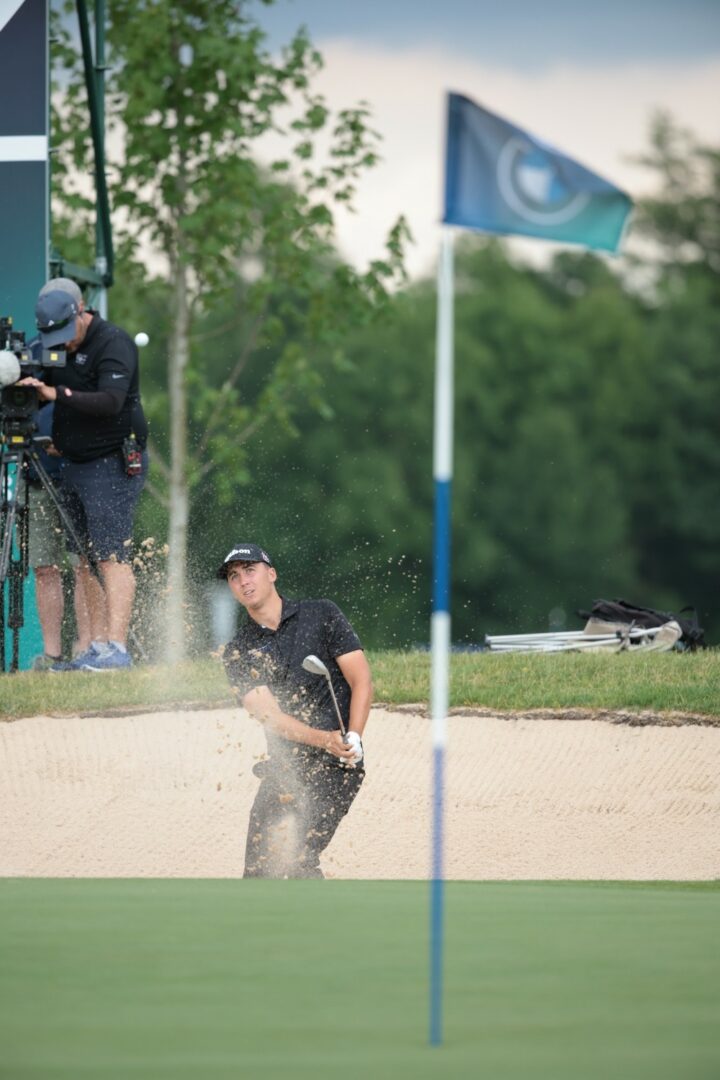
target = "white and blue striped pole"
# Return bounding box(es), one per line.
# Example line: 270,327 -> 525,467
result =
430,227 -> 454,1046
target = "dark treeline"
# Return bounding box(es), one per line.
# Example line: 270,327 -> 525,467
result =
181,244 -> 717,648
121,118 -> 719,649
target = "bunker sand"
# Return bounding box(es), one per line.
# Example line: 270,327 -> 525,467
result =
1,707 -> 718,879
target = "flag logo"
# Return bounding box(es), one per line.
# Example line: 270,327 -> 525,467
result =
497,138 -> 590,226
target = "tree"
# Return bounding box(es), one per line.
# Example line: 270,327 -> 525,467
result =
226,239 -> 653,646
631,112 -> 720,276
51,0 -> 408,660
625,116 -> 720,636
187,122 -> 720,647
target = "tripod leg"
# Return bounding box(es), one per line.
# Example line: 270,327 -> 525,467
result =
0,454 -> 19,584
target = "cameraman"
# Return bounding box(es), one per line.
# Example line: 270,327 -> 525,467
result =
18,281 -> 148,672
18,279 -> 92,670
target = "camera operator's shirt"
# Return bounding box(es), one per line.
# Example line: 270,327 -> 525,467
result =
223,596 -> 363,769
48,314 -> 147,463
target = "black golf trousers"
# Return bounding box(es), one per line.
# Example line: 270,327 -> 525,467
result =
243,757 -> 364,879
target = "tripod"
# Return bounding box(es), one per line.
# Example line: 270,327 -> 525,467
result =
0,434 -> 147,673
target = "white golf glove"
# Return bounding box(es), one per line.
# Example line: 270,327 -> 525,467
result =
343,731 -> 363,766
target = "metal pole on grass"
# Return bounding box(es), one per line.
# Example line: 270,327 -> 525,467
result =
430,227 -> 454,1046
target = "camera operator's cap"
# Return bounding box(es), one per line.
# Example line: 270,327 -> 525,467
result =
217,543 -> 273,578
35,289 -> 80,347
38,277 -> 83,304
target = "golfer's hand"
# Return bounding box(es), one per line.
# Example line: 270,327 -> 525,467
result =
344,731 -> 363,766
323,730 -> 356,763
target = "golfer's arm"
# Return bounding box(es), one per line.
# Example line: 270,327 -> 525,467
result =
337,650 -> 373,738
240,685 -> 328,749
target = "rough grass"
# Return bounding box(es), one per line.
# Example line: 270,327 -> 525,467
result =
374,649 -> 720,716
1,648 -> 718,721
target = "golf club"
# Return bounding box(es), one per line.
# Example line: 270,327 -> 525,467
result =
302,654 -> 347,737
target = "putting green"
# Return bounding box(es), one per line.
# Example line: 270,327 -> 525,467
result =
0,880 -> 718,1079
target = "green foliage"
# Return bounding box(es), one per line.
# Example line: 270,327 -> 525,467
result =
218,241 -> 642,645
631,112 -> 720,274
50,0 -> 410,506
624,116 -> 720,624
197,119 -> 720,649
214,222 -> 719,648
450,243 -> 646,632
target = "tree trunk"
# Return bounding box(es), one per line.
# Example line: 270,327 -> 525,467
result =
164,260 -> 190,664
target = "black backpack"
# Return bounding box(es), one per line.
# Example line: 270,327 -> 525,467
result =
577,598 -> 706,650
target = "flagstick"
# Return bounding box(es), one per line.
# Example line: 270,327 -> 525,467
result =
430,227 -> 454,1047
428,83 -> 632,1051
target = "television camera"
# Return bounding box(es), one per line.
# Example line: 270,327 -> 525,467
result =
0,315 -> 66,442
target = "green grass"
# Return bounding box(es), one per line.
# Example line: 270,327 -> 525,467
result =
0,658 -> 232,720
374,649 -> 720,715
2,649 -> 719,721
0,880 -> 718,1079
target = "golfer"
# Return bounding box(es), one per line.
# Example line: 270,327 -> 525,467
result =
219,542 -> 372,878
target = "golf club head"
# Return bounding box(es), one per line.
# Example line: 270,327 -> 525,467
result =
302,654 -> 329,677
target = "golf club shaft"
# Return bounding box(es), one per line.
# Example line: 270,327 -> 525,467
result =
324,673 -> 347,736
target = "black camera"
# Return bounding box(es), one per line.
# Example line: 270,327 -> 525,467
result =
0,315 -> 66,438
2,381 -> 38,423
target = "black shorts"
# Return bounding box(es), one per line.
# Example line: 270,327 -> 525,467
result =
244,757 -> 364,879
61,450 -> 147,562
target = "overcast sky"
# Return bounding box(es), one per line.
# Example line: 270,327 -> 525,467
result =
252,0 -> 720,278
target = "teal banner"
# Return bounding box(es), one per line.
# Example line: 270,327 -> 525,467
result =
1,0 -> 49,670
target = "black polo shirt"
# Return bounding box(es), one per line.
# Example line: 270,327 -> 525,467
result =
47,314 -> 146,462
223,596 -> 363,764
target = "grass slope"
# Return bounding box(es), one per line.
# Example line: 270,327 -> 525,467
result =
1,880 -> 718,1079
1,649 -> 719,720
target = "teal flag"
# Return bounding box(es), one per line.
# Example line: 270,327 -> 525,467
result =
443,92 -> 632,253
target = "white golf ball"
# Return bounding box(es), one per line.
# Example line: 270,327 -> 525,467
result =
134,332 -> 149,347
